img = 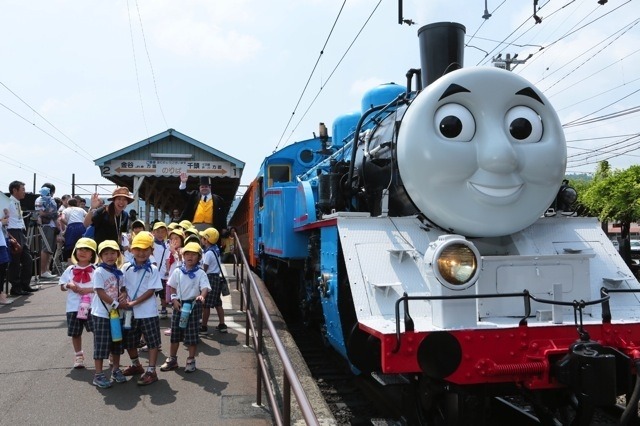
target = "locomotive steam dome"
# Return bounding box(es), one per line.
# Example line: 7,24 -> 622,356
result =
397,66 -> 567,237
332,111 -> 361,148
360,83 -> 405,113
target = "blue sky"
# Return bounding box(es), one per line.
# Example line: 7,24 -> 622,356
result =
1,0 -> 639,199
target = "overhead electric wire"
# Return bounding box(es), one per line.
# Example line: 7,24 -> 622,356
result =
562,91 -> 640,127
127,0 -> 149,137
0,101 -> 94,163
465,0 -> 507,47
0,81 -> 96,159
540,18 -> 640,93
135,0 -> 169,129
476,0 -> 554,67
567,134 -> 640,166
555,71 -> 640,112
519,0 -> 632,73
273,0 -> 347,153
284,0 -> 383,145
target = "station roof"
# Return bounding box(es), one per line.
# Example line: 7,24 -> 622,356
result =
94,128 -> 245,219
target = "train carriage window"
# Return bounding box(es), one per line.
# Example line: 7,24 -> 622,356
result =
267,165 -> 291,187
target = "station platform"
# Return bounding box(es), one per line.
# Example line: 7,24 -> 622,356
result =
0,265 -> 334,425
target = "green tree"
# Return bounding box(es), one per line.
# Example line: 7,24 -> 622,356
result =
580,163 -> 640,265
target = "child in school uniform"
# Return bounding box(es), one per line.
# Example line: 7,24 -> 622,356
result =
59,238 -> 97,369
199,227 -> 227,333
151,221 -> 170,318
123,219 -> 145,265
160,242 -> 210,373
91,240 -> 126,389
119,231 -> 163,386
163,228 -> 185,336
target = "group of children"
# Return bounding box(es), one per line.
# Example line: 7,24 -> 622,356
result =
60,220 -> 229,389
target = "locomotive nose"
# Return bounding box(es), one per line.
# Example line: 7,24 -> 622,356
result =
477,136 -> 519,174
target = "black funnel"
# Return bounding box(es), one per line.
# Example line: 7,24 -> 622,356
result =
417,22 -> 466,88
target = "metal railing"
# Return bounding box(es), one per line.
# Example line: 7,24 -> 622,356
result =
228,236 -> 320,425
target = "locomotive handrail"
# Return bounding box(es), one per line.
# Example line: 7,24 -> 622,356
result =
391,289 -> 627,353
231,231 -> 320,426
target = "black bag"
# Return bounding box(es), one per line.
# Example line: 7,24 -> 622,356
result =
213,249 -> 230,296
221,276 -> 230,296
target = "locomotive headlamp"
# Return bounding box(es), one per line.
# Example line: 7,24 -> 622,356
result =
426,235 -> 481,290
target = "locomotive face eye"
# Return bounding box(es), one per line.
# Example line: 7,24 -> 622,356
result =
434,103 -> 475,142
505,106 -> 543,143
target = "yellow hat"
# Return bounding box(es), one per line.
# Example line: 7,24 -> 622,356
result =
71,237 -> 97,265
152,221 -> 168,231
131,231 -> 154,250
182,242 -> 203,255
98,240 -> 120,254
97,240 -> 124,266
178,220 -> 193,230
167,222 -> 178,230
169,228 -> 185,241
185,227 -> 199,237
199,227 -> 220,244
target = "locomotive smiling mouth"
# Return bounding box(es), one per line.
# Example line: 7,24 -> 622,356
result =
469,183 -> 523,198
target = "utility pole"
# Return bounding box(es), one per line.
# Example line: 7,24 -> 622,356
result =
491,53 -> 533,71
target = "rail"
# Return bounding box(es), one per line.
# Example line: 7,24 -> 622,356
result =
228,234 -> 320,425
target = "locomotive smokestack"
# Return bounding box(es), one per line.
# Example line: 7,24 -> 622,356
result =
418,22 -> 466,88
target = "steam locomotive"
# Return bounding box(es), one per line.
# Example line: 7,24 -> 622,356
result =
231,22 -> 640,424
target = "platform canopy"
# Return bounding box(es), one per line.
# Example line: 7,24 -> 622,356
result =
94,128 -> 244,222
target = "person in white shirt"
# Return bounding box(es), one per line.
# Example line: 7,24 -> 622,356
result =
59,198 -> 87,262
119,231 -> 162,386
160,242 -> 210,373
34,183 -> 59,279
6,180 -> 35,296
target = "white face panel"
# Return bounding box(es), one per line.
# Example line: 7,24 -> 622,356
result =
397,67 -> 566,237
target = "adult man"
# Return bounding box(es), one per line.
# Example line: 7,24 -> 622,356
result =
7,180 -> 36,295
169,209 -> 181,224
34,183 -> 59,279
178,173 -> 226,232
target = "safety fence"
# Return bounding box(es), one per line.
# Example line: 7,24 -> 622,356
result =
227,238 -> 320,425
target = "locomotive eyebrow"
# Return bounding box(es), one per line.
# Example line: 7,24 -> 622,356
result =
438,84 -> 470,101
515,87 -> 544,105
438,84 -> 545,106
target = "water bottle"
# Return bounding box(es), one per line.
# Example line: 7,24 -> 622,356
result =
179,301 -> 192,329
77,294 -> 91,320
110,309 -> 123,342
123,309 -> 133,330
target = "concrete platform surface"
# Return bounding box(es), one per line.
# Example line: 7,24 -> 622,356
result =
0,269 -> 274,425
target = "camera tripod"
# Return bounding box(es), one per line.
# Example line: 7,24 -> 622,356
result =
25,220 -> 65,280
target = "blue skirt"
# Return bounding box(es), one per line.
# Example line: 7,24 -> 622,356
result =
65,222 -> 87,250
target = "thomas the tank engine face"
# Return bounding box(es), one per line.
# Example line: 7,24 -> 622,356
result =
397,67 -> 567,237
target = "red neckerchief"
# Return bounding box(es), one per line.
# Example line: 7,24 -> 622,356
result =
72,265 -> 95,283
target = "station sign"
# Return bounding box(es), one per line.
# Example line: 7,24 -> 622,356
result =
100,159 -> 240,178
